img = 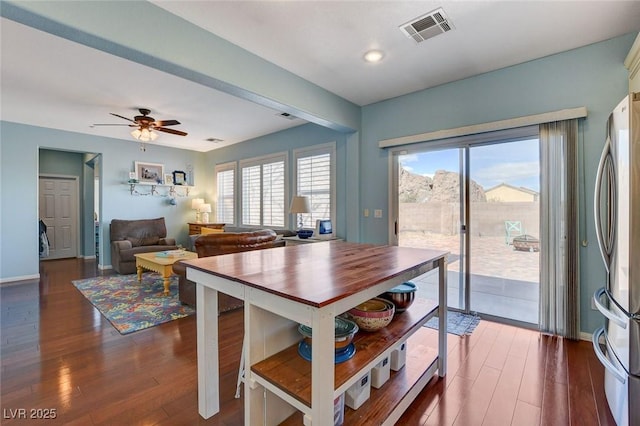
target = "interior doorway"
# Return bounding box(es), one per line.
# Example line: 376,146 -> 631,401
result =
391,133 -> 540,326
39,175 -> 79,260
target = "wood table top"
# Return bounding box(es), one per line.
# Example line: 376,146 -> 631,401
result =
134,250 -> 197,265
183,241 -> 447,307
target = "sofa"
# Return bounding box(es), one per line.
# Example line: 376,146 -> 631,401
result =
110,217 -> 177,274
173,229 -> 285,312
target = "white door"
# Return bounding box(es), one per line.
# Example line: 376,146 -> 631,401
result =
39,176 -> 78,260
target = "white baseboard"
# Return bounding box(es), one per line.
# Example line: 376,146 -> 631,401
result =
580,331 -> 593,341
98,264 -> 112,270
81,255 -> 97,260
0,274 -> 40,284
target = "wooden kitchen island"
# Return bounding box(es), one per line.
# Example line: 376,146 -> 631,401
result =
184,241 -> 448,425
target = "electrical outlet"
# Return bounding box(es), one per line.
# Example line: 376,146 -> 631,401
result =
364,209 -> 369,217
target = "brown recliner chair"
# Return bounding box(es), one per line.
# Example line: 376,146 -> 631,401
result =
172,229 -> 285,313
110,218 -> 177,274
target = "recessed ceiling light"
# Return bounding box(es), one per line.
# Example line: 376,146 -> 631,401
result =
363,50 -> 384,63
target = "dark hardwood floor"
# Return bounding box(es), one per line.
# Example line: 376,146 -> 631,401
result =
1,258 -> 615,425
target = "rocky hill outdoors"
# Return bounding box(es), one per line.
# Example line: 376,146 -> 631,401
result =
399,167 -> 486,203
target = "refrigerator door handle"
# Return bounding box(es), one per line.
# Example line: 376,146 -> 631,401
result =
592,327 -> 627,384
594,117 -> 616,272
593,287 -> 628,329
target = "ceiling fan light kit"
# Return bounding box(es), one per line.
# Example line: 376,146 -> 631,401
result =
131,128 -> 158,142
93,108 -> 187,149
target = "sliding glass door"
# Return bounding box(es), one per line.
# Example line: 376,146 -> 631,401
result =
393,134 -> 540,325
397,148 -> 466,310
468,140 -> 540,323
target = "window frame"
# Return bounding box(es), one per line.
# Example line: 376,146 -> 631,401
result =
239,151 -> 289,229
213,161 -> 237,226
293,142 -> 336,231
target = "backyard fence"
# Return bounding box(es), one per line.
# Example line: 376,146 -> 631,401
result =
399,201 -> 540,238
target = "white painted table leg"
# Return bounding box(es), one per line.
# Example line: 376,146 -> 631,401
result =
310,309 -> 335,425
197,283 -> 220,419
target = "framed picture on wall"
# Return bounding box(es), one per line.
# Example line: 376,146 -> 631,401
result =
172,170 -> 187,185
164,174 -> 174,185
135,161 -> 164,183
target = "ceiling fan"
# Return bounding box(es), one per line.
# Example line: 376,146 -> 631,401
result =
92,108 -> 188,142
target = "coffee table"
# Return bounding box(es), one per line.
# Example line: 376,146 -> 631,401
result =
134,251 -> 198,295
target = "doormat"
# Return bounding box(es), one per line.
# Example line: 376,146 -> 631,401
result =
72,273 -> 195,335
424,311 -> 481,336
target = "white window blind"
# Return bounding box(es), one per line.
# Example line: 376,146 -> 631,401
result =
294,143 -> 335,229
242,165 -> 262,226
241,154 -> 287,227
262,161 -> 285,227
216,168 -> 235,224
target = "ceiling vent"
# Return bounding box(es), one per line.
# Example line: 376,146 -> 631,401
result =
399,8 -> 454,43
278,112 -> 298,120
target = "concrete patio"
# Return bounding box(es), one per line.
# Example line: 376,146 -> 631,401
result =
400,232 -> 539,324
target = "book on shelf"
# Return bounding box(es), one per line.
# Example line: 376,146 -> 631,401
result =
155,250 -> 187,258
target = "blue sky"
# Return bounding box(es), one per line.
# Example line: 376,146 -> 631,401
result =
400,138 -> 540,191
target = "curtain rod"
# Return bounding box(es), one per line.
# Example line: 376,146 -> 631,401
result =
378,106 -> 588,149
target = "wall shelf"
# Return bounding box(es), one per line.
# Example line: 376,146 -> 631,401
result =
126,182 -> 193,197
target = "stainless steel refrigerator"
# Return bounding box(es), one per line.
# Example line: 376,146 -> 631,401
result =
593,93 -> 639,426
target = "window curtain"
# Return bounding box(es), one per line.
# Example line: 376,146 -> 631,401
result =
539,119 -> 580,339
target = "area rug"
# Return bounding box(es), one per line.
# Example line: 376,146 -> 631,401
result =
72,273 -> 195,335
425,311 -> 481,336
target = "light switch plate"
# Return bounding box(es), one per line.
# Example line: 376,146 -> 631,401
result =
374,209 -> 382,218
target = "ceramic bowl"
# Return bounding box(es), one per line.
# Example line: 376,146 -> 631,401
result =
379,282 -> 417,313
347,297 -> 395,332
296,229 -> 314,239
298,316 -> 359,351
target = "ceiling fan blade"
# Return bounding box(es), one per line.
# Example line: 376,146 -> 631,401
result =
91,123 -> 134,126
155,127 -> 188,136
154,119 -> 180,127
110,113 -> 136,123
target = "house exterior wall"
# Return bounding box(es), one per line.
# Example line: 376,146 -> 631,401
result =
486,186 -> 537,202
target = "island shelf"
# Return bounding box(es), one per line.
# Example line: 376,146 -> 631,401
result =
251,297 -> 439,408
185,241 -> 448,425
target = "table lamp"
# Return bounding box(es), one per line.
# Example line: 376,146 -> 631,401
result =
191,198 -> 204,223
289,195 -> 311,229
199,203 -> 212,224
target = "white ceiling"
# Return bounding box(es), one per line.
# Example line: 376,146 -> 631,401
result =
2,1 -> 640,152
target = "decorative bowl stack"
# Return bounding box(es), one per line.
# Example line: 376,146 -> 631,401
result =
346,297 -> 395,332
379,282 -> 417,313
297,316 -> 359,363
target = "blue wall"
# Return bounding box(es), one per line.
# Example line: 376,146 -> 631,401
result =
0,123 -> 207,278
204,123 -> 351,239
1,33 -> 636,335
360,34 -> 636,333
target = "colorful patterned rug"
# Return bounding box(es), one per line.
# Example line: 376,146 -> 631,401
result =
72,273 -> 195,335
425,311 -> 481,336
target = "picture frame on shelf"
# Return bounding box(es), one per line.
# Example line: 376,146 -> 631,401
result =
164,174 -> 174,185
135,161 -> 164,184
172,170 -> 187,185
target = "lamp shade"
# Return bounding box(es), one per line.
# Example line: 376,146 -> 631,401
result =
198,203 -> 212,213
191,198 -> 205,210
289,196 -> 311,214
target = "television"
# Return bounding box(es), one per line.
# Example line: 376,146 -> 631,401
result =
314,219 -> 334,240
